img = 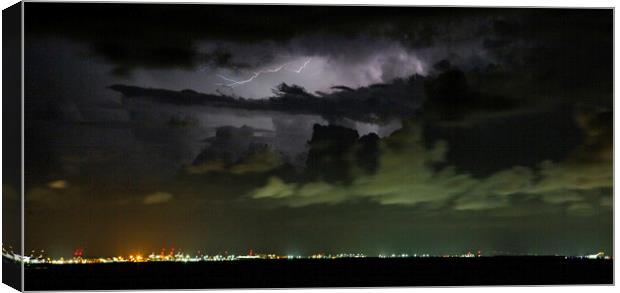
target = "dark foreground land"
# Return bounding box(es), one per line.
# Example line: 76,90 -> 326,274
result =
24,257 -> 613,290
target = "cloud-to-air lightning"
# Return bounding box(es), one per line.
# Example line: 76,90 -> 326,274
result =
288,58 -> 312,74
216,58 -> 312,88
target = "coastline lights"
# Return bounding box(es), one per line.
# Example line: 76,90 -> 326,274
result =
3,249 -> 613,264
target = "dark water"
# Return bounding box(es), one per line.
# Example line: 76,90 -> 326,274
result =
24,257 -> 613,290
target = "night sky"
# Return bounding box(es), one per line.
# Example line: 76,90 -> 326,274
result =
20,3 -> 612,258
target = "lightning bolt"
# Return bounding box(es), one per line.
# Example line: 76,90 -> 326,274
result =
216,59 -> 311,88
288,58 -> 312,74
216,64 -> 287,88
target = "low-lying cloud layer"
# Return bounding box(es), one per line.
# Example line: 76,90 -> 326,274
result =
250,109 -> 612,213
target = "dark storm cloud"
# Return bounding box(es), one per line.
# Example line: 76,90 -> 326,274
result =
23,4 -> 570,76
22,4 -> 438,68
26,4 -> 307,73
422,64 -> 521,124
26,4 -> 425,74
26,4 -> 612,101
476,10 -> 612,106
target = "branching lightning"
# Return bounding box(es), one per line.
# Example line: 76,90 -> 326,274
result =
216,58 -> 312,88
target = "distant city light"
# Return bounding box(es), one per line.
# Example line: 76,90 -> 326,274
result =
1,245 -> 612,265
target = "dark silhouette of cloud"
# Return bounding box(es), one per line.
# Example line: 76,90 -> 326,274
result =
187,125 -> 283,175
109,77 -> 426,123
